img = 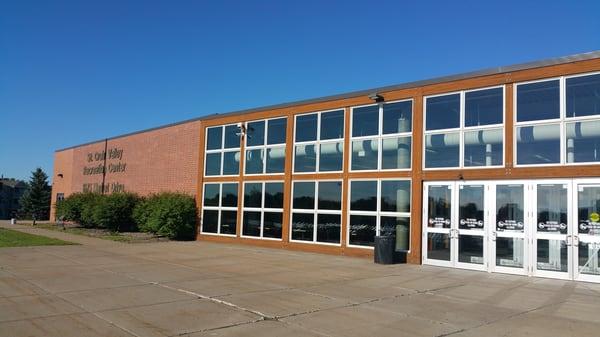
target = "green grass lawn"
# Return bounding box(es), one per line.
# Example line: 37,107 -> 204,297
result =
0,228 -> 76,247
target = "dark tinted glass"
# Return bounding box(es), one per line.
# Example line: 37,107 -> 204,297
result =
536,184 -> 568,234
425,133 -> 460,168
220,210 -> 237,235
294,144 -> 316,172
381,180 -> 410,213
221,183 -> 238,207
293,182 -> 315,209
426,94 -> 460,130
318,181 -> 342,210
351,139 -> 378,170
264,183 -> 284,208
516,125 -> 560,165
245,149 -> 263,174
206,127 -> 222,150
203,184 -> 220,206
320,110 -> 344,140
222,151 -> 239,175
350,181 -> 377,211
465,87 -> 503,126
266,147 -> 285,173
267,118 -> 287,144
381,137 -> 411,169
427,185 -> 452,228
224,125 -> 240,148
383,101 -> 412,134
349,215 -> 376,246
381,216 -> 410,251
244,183 -> 262,208
202,210 -> 218,233
291,213 -> 314,241
517,80 -> 560,122
263,212 -> 283,238
352,105 -> 379,137
295,114 -> 318,142
567,120 -> 600,163
319,142 -> 343,172
459,185 -> 485,230
205,153 -> 221,175
317,214 -> 341,244
246,121 -> 265,146
496,184 -> 524,232
458,235 -> 484,264
567,74 -> 600,118
242,211 -> 261,237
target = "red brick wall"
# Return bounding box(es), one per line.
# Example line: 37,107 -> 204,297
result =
50,120 -> 201,220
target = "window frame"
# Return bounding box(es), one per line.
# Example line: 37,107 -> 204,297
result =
423,85 -> 505,170
204,124 -> 241,177
346,178 -> 412,250
200,182 -> 238,237
289,179 -> 344,246
349,99 -> 414,172
292,109 -> 345,174
241,181 -> 284,241
514,71 -> 600,167
243,117 -> 287,176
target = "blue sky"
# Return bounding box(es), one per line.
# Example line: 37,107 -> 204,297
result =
1,0 -> 599,181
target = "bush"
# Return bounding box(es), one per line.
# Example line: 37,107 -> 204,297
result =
55,192 -> 101,227
91,192 -> 140,232
133,192 -> 197,240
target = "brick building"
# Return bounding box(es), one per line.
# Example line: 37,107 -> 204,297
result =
52,51 -> 600,282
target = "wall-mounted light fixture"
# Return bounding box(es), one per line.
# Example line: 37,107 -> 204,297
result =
368,93 -> 384,102
235,122 -> 246,137
57,173 -> 64,178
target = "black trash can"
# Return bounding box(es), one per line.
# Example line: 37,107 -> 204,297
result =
374,235 -> 396,264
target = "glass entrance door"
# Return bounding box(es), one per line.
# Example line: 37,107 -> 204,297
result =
456,183 -> 487,270
423,183 -> 454,267
574,182 -> 600,283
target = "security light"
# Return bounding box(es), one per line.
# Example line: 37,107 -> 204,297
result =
368,93 -> 384,102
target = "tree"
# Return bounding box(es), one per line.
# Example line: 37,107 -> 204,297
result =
19,168 -> 51,224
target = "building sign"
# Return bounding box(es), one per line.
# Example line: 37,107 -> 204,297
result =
83,182 -> 125,193
82,147 -> 127,192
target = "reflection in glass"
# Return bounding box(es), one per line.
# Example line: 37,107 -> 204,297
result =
243,183 -> 262,208
577,186 -> 600,235
224,125 -> 240,149
295,114 -> 318,142
425,132 -> 460,168
222,151 -> 240,175
205,153 -> 221,176
318,182 -> 342,210
459,185 -> 484,230
427,233 -> 450,261
566,74 -> 600,118
458,235 -> 484,264
427,185 -> 452,228
381,137 -> 411,169
242,211 -> 261,237
291,213 -> 314,241
317,214 -> 341,244
319,142 -> 343,172
221,183 -> 238,207
293,182 -> 315,209
566,120 -> 600,163
203,184 -> 220,206
246,121 -> 265,146
266,147 -> 285,173
206,127 -> 222,150
245,149 -> 263,174
352,105 -> 379,137
464,129 -> 503,167
264,183 -> 284,209
465,87 -> 503,127
537,184 -> 568,234
320,110 -> 344,140
383,101 -> 412,134
537,239 -> 568,272
351,139 -> 378,170
202,210 -> 218,233
220,210 -> 237,235
267,118 -> 287,144
381,180 -> 410,213
496,185 -> 524,232
263,212 -> 282,239
294,144 -> 316,172
350,181 -> 377,211
517,80 -> 560,122
381,216 -> 410,251
349,215 -> 376,246
426,94 -> 460,131
496,237 -> 524,268
578,242 -> 600,275
516,124 -> 560,165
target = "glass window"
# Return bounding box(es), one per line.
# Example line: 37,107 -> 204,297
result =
205,153 -> 221,176
202,210 -> 218,233
567,74 -> 600,118
206,127 -> 222,150
221,183 -> 238,207
224,125 -> 240,148
266,148 -> 285,173
516,124 -> 560,165
246,121 -> 265,147
517,80 -> 560,122
383,101 -> 412,134
352,105 -> 379,137
202,182 -> 238,236
380,180 -> 410,213
242,211 -> 261,237
241,181 -> 284,239
425,132 -> 460,168
223,152 -> 240,175
244,183 -> 262,208
351,139 -> 378,170
291,213 -> 314,241
317,214 -> 341,244
245,118 -> 286,174
263,212 -> 282,239
318,181 -> 342,210
291,181 -> 343,244
464,129 -> 503,167
264,182 -> 284,208
293,182 -> 315,209
205,125 -> 241,176
267,118 -> 287,144
465,87 -> 503,126
566,120 -> 600,163
245,149 -> 263,174
294,144 -> 317,172
381,137 -> 411,170
349,215 -> 376,247
426,94 -> 460,131
319,142 -> 343,172
204,184 -> 220,206
296,114 -> 318,142
350,181 -> 377,211
320,110 -> 344,140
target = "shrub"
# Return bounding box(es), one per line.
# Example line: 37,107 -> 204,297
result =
55,192 -> 101,227
133,192 -> 197,240
91,192 -> 140,232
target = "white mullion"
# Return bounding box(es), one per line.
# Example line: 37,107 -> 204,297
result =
313,181 -> 319,242
376,180 -> 381,236
260,182 -> 266,238
217,183 -> 223,234
460,91 -> 465,168
560,76 -> 566,165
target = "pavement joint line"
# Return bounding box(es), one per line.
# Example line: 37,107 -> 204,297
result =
169,317 -> 267,337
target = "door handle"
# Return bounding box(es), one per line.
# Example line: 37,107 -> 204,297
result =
490,232 -> 496,242
566,235 -> 572,246
573,235 -> 579,247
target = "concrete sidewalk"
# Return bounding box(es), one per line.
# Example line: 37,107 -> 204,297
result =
1,220 -> 599,336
